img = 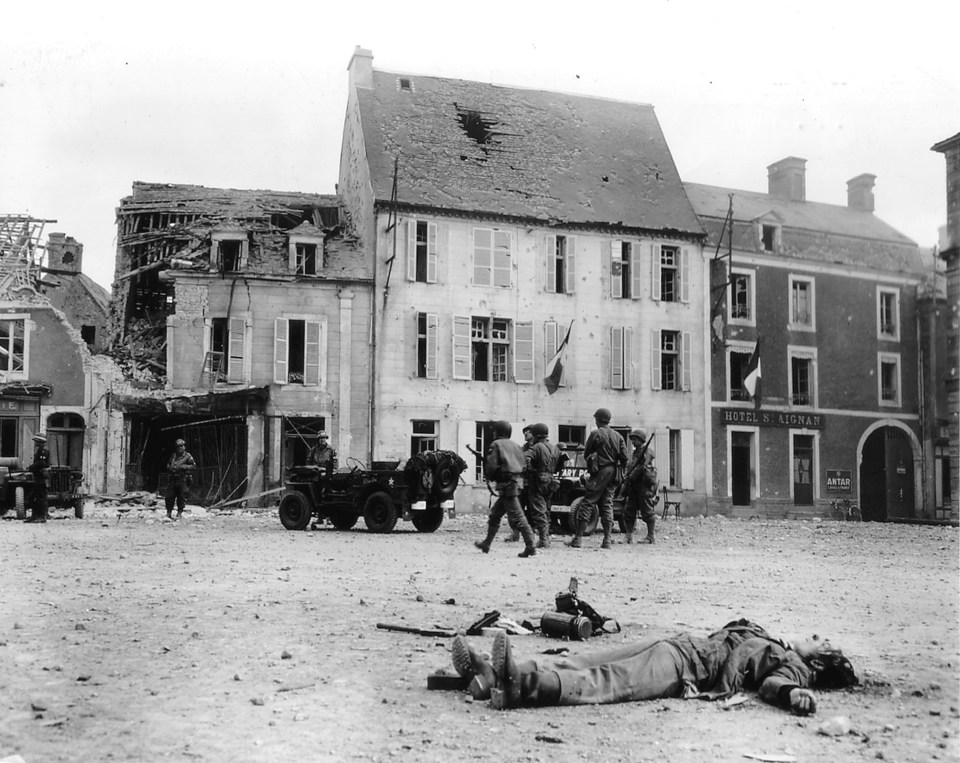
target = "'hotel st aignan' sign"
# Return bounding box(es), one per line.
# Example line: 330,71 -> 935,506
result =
720,408 -> 824,429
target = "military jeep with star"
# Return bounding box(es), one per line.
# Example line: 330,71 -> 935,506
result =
278,450 -> 467,534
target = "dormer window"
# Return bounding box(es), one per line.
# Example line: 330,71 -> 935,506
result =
398,77 -> 413,92
288,234 -> 323,276
211,232 -> 249,273
760,223 -> 780,252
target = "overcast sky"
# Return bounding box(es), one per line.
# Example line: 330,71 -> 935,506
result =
2,1 -> 957,290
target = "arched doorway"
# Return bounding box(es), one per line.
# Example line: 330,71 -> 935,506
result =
859,426 -> 916,521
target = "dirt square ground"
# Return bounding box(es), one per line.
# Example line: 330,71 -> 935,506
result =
1,503 -> 957,763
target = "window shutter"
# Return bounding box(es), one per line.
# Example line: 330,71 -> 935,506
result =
274,319 -> 288,384
545,235 -> 557,293
680,429 -> 695,489
623,326 -> 633,389
305,321 -> 322,385
610,326 -> 624,390
610,240 -> 622,299
650,329 -> 662,390
514,320 -> 534,383
630,241 -> 643,300
493,231 -> 511,288
427,222 -> 438,283
544,320 -> 558,361
651,244 -> 662,301
406,220 -> 416,281
240,239 -> 250,269
565,235 -> 576,294
680,247 -> 690,303
425,313 -> 438,380
228,317 -> 245,382
452,315 -> 471,380
682,331 -> 692,391
655,429 -> 670,484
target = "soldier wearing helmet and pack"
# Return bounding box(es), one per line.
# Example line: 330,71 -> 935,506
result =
474,420 -> 537,558
567,408 -> 627,550
165,438 -> 196,520
524,423 -> 561,549
618,428 -> 659,544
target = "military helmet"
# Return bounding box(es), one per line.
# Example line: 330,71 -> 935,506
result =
175,438 -> 186,446
530,423 -> 549,438
593,407 -> 612,424
630,428 -> 648,441
318,431 -> 329,440
521,424 -> 533,434
32,434 -> 47,443
492,420 -> 512,438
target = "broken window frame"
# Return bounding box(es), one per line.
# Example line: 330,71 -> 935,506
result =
0,317 -> 28,379
729,268 -> 755,324
210,232 -> 249,273
288,234 -> 323,276
205,316 -> 248,384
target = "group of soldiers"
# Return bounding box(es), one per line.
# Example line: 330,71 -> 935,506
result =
476,408 -> 660,557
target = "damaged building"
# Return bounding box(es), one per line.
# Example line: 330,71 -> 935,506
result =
107,183 -> 371,505
0,214 -> 118,496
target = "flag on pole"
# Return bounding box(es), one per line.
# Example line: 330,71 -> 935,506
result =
743,337 -> 762,406
544,320 -> 573,395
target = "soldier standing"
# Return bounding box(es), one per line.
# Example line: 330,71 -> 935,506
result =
24,433 -> 50,523
567,408 -> 627,549
506,425 -> 535,542
525,423 -> 560,549
475,420 -> 537,558
165,438 -> 196,520
619,429 -> 659,544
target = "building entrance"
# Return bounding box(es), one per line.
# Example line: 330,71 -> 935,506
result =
731,431 -> 752,506
859,426 -> 915,521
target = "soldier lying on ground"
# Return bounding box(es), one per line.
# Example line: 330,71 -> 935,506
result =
451,619 -> 858,712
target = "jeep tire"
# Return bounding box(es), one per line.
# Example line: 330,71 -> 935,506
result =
363,491 -> 398,533
411,503 -> 444,533
279,490 -> 312,531
567,497 -> 599,535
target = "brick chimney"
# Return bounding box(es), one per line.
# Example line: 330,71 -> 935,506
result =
348,46 -> 373,90
767,157 -> 807,202
847,174 -> 876,213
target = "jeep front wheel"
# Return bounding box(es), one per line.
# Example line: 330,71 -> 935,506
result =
411,504 -> 444,533
279,490 -> 312,531
363,491 -> 398,533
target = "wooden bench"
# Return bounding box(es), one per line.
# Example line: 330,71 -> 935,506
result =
661,486 -> 682,519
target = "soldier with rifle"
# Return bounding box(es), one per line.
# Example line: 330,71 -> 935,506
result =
618,428 -> 659,544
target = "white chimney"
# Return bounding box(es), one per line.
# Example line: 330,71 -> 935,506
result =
847,174 -> 876,213
767,157 -> 807,202
348,46 -> 373,90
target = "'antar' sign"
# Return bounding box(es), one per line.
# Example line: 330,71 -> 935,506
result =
720,408 -> 824,429
826,469 -> 852,492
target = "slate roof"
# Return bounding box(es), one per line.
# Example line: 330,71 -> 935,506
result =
684,181 -> 924,274
684,182 -> 915,246
356,70 -> 704,237
78,272 -> 111,310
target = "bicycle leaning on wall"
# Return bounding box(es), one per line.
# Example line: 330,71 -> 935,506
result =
830,496 -> 862,521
